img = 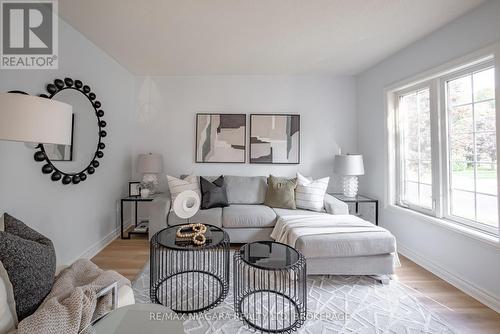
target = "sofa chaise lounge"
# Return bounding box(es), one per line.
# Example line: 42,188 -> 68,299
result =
149,175 -> 397,277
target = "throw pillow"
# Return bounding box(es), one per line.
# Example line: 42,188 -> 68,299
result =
200,176 -> 229,209
264,175 -> 297,209
295,172 -> 330,211
167,174 -> 201,206
0,261 -> 17,334
0,214 -> 56,321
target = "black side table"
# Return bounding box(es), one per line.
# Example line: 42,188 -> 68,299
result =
234,241 -> 307,333
120,196 -> 154,239
330,193 -> 379,225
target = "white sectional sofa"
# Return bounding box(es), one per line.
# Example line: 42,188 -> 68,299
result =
149,175 -> 397,276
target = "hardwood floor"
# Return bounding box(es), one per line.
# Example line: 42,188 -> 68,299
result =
92,236 -> 500,334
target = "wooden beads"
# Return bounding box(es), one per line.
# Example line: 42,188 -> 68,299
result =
176,223 -> 207,246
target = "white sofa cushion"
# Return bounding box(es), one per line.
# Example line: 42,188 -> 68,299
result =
225,176 -> 267,204
222,205 -> 276,228
272,207 -> 325,217
0,261 -> 17,334
295,173 -> 329,212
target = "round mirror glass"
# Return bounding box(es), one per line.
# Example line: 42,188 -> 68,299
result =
43,89 -> 99,173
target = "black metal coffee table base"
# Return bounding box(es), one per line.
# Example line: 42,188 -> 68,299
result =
153,270 -> 227,313
150,225 -> 230,314
236,289 -> 303,333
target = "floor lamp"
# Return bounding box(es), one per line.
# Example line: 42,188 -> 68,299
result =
0,92 -> 73,145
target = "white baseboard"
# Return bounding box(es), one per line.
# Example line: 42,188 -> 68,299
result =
74,218 -> 134,263
398,243 -> 500,313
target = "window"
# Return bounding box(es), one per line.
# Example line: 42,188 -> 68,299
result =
394,59 -> 498,235
445,66 -> 497,230
397,88 -> 433,211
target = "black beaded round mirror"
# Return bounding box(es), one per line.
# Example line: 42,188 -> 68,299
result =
33,78 -> 107,185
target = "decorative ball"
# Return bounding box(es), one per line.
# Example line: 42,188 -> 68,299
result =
64,78 -> 74,86
96,110 -> 104,117
42,164 -> 53,174
34,151 -> 46,161
92,160 -> 99,168
75,80 -> 83,88
96,151 -> 104,158
89,93 -> 96,100
87,166 -> 95,174
51,172 -> 61,181
83,85 -> 91,93
100,130 -> 107,137
94,101 -> 101,108
98,142 -> 105,150
46,84 -> 57,94
62,175 -> 72,184
79,173 -> 87,181
99,120 -> 106,127
72,175 -> 80,184
54,79 -> 64,89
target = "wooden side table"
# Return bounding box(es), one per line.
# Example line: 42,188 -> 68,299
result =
329,193 -> 379,225
120,196 -> 154,239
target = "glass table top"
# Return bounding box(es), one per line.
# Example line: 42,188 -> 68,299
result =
156,224 -> 225,250
240,241 -> 300,270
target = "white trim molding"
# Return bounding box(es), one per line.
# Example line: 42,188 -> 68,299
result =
398,243 -> 500,313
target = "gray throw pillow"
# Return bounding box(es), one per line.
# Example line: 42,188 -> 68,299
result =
0,213 -> 56,321
200,176 -> 229,209
264,175 -> 297,209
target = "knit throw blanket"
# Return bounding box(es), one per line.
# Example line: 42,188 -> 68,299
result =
17,259 -> 130,334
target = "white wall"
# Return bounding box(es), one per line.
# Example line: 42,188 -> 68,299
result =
357,0 -> 500,311
133,75 -> 357,192
0,19 -> 134,265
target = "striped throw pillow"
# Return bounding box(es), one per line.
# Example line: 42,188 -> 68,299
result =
166,175 -> 201,207
295,172 -> 329,212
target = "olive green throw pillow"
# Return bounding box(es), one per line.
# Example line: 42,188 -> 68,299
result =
264,175 -> 297,209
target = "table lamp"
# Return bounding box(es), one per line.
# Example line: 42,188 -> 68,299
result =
334,154 -> 364,197
137,153 -> 163,194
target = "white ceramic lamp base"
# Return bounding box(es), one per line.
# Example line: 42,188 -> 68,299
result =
343,175 -> 359,198
142,173 -> 159,194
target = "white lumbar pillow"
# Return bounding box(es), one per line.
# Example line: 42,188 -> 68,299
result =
0,261 -> 17,334
295,172 -> 330,212
166,175 -> 201,209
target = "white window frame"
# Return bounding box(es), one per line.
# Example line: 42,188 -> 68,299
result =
440,60 -> 498,235
394,82 -> 437,217
391,55 -> 498,237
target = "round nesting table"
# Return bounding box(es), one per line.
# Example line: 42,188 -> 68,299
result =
233,241 -> 307,333
150,224 -> 230,314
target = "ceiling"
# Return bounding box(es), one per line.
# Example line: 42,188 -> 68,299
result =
59,0 -> 484,76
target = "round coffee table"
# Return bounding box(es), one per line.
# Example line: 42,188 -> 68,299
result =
233,241 -> 307,333
150,224 -> 230,313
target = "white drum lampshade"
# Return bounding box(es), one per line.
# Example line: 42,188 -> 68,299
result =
0,93 -> 73,145
173,190 -> 200,219
334,154 -> 365,197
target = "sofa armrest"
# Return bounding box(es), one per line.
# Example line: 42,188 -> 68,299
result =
149,193 -> 171,240
324,194 -> 349,215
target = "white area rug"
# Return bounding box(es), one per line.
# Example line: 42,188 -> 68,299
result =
133,261 -> 457,334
